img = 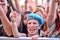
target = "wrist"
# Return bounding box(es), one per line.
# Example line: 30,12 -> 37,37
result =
11,19 -> 16,22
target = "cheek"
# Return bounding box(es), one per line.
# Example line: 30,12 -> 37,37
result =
35,26 -> 39,30
27,24 -> 29,28
27,25 -> 30,31
35,24 -> 40,29
23,20 -> 27,25
35,24 -> 39,27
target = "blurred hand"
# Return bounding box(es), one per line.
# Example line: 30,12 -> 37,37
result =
31,35 -> 39,40
10,6 -> 21,27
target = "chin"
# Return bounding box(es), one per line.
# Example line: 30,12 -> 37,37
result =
28,31 -> 37,35
29,33 -> 35,35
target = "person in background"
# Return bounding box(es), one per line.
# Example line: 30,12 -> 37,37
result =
48,2 -> 60,38
21,11 -> 32,34
33,7 -> 44,18
35,0 -> 59,37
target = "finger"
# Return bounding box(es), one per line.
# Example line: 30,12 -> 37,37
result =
32,36 -> 36,40
10,14 -> 16,18
10,13 -> 16,21
13,11 -> 19,16
10,6 -> 14,12
10,16 -> 16,22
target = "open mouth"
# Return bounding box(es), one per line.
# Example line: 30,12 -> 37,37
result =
29,28 -> 35,33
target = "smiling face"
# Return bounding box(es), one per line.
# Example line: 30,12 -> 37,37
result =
27,19 -> 39,35
0,0 -> 8,13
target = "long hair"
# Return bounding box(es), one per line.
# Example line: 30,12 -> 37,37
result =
21,11 -> 32,34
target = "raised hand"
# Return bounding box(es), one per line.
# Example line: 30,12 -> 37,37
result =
10,6 -> 16,22
31,35 -> 39,40
10,6 -> 21,27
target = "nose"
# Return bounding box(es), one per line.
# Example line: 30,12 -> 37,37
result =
30,23 -> 34,27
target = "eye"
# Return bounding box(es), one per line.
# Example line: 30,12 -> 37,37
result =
33,22 -> 37,24
28,22 -> 31,25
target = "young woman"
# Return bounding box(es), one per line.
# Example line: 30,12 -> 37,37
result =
10,13 -> 44,37
48,3 -> 60,38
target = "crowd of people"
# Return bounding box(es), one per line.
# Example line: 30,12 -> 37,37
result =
0,0 -> 60,39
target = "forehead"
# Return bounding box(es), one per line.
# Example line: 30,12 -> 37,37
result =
28,19 -> 38,23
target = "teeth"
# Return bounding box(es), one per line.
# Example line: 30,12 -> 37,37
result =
30,29 -> 35,31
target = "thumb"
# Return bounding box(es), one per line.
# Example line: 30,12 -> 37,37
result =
10,15 -> 16,22
10,6 -> 14,12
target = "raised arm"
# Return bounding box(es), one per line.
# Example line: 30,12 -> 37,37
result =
46,0 -> 58,27
14,0 -> 21,12
9,6 -> 26,37
11,18 -> 26,37
0,6 -> 12,36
